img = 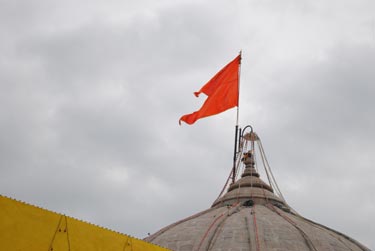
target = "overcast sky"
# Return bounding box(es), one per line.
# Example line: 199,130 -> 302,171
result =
1,0 -> 374,249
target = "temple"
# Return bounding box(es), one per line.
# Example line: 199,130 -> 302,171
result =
145,128 -> 370,251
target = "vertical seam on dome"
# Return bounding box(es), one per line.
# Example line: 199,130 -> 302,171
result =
251,205 -> 261,251
244,214 -> 253,251
266,204 -> 318,251
205,213 -> 229,251
206,204 -> 244,251
145,207 -> 216,242
293,214 -> 370,251
195,213 -> 225,251
196,204 -> 241,251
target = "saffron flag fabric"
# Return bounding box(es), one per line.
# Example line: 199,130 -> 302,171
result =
179,55 -> 241,125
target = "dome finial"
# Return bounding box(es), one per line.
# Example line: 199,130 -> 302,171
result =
241,150 -> 255,168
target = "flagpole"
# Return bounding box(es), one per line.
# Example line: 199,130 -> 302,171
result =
237,50 -> 242,126
232,51 -> 242,184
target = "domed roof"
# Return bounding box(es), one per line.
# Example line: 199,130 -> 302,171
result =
145,132 -> 370,251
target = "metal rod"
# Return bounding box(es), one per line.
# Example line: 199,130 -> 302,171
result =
232,125 -> 239,184
241,125 -> 253,138
238,128 -> 242,151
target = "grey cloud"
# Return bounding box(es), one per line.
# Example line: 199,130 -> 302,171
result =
0,0 -> 374,250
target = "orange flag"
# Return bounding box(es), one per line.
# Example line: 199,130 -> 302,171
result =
179,55 -> 241,125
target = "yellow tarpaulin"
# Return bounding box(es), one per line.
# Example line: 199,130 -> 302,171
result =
0,195 -> 170,251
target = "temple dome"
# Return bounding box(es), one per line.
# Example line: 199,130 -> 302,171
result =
145,131 -> 370,251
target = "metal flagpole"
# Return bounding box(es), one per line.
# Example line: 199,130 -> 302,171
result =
232,51 -> 242,184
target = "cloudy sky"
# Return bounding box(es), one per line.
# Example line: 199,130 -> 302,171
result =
1,0 -> 374,249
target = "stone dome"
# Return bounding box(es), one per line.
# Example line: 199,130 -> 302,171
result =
145,134 -> 370,251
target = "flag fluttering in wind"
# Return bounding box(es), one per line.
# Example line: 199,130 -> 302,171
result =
179,55 -> 241,125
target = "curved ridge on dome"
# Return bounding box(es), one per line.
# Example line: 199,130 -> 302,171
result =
211,168 -> 285,208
